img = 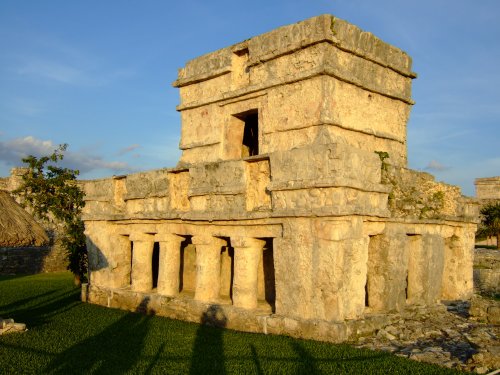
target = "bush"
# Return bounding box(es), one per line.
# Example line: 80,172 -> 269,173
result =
14,144 -> 87,283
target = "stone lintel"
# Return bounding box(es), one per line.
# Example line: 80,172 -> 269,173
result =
154,233 -> 184,242
129,233 -> 155,242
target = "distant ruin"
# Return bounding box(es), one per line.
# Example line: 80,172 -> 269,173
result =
475,176 -> 500,204
80,15 -> 478,342
475,176 -> 500,248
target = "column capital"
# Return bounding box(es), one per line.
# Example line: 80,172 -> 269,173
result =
154,233 -> 184,243
231,236 -> 266,249
192,235 -> 226,247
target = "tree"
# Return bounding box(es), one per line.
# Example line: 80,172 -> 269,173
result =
14,144 -> 87,284
480,202 -> 500,249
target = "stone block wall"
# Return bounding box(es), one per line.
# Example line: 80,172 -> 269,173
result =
0,244 -> 67,275
473,248 -> 500,297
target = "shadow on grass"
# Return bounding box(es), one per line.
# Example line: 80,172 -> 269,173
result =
250,345 -> 264,375
291,341 -> 320,374
0,289 -> 61,313
248,341 -> 391,374
45,297 -> 154,374
4,289 -> 81,329
189,304 -> 227,375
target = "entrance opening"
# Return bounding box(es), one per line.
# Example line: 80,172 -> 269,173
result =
236,110 -> 259,157
219,237 -> 234,301
179,236 -> 195,294
258,238 -> 276,312
152,242 -> 160,289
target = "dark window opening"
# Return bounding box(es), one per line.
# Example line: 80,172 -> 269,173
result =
237,110 -> 259,157
219,237 -> 234,301
179,236 -> 194,293
366,234 -> 377,309
262,238 -> 276,313
405,273 -> 409,301
365,281 -> 369,307
152,242 -> 160,289
129,240 -> 134,286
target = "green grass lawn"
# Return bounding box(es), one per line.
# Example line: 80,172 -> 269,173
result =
0,273 -> 459,374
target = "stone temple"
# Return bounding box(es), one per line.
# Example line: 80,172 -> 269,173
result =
82,15 -> 478,341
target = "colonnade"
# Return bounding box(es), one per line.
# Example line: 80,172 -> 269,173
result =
127,233 -> 271,310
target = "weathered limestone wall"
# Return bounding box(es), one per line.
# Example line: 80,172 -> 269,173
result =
81,14 -> 478,342
82,159 -> 476,314
174,14 -> 414,167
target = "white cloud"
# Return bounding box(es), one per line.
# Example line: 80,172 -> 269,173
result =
425,160 -> 450,172
0,136 -> 137,175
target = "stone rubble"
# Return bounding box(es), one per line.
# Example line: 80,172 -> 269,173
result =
0,317 -> 27,335
351,299 -> 499,373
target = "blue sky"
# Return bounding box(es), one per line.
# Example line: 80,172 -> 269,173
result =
0,0 -> 498,196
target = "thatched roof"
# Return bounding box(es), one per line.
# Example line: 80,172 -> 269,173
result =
0,190 -> 49,247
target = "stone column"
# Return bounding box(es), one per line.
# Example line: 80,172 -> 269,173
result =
192,235 -> 226,302
110,234 -> 133,289
232,237 -> 266,310
155,233 -> 184,296
130,233 -> 155,292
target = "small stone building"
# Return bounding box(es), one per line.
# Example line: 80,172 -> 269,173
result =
82,15 -> 478,341
475,176 -> 500,204
475,176 -> 500,247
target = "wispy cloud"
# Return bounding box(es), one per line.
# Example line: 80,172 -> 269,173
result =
0,136 -> 137,175
3,32 -> 135,87
5,97 -> 47,117
425,160 -> 450,172
17,59 -> 87,85
117,144 -> 141,156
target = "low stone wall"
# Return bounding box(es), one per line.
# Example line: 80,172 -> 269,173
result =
0,244 -> 67,275
469,295 -> 500,324
87,284 -> 430,344
473,248 -> 500,296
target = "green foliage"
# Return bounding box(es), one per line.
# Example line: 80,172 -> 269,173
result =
479,202 -> 500,249
374,151 -> 390,172
0,273 -> 459,374
330,17 -> 337,35
13,144 -> 87,280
